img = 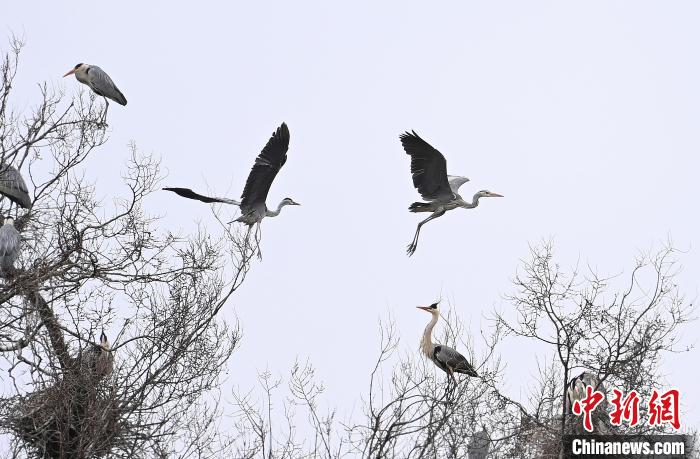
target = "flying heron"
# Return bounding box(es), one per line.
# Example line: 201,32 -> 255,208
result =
164,122 -> 300,240
400,131 -> 503,256
82,331 -> 114,380
417,302 -> 478,384
0,217 -> 20,273
0,164 -> 32,209
64,63 -> 127,121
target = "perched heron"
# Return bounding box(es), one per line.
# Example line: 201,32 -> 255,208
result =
82,331 -> 114,380
400,131 -> 503,256
417,302 -> 478,383
565,371 -> 603,414
164,122 -> 300,234
63,63 -> 127,120
0,217 -> 20,272
0,164 -> 32,209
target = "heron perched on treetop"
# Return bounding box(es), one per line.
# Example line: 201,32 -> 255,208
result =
64,63 -> 127,121
417,302 -> 478,383
0,164 -> 32,209
0,217 -> 20,273
164,122 -> 300,235
400,131 -> 503,256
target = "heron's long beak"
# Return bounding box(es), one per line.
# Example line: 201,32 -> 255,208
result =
487,192 -> 504,197
416,306 -> 431,312
292,201 -> 301,206
63,68 -> 76,77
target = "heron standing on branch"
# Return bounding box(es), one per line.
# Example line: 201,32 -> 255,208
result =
400,131 -> 503,256
0,217 -> 20,273
417,302 -> 478,384
64,63 -> 127,121
0,164 -> 32,210
164,122 -> 300,250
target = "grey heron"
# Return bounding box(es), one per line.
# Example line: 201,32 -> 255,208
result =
0,217 -> 20,272
417,302 -> 478,383
0,164 -> 32,209
164,122 -> 300,233
565,371 -> 603,414
64,63 -> 127,121
82,331 -> 114,380
400,131 -> 503,256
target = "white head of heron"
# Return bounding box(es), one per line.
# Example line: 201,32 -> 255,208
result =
281,197 -> 300,206
99,331 -> 110,350
416,302 -> 440,315
476,190 -> 504,198
63,63 -> 86,77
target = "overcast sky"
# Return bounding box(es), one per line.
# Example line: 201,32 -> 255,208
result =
5,0 -> 699,439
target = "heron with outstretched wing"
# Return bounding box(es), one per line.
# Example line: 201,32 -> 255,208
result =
163,123 -> 299,252
400,131 -> 503,256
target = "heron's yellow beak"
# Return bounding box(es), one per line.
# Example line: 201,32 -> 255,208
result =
63,68 -> 76,77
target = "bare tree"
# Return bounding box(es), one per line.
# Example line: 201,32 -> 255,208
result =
229,242 -> 695,458
0,38 -> 257,458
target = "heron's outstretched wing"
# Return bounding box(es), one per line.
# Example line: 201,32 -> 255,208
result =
447,175 -> 470,194
239,123 -> 290,214
163,187 -> 240,205
0,164 -> 32,209
87,66 -> 127,105
434,344 -> 478,377
400,131 -> 453,201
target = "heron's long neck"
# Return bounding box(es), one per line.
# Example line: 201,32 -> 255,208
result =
266,200 -> 290,217
461,193 -> 482,209
420,313 -> 439,357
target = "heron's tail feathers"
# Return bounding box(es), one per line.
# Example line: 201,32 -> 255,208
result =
409,202 -> 432,212
112,89 -> 127,106
455,366 -> 479,378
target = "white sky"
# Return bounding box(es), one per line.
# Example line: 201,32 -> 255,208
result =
5,0 -> 699,439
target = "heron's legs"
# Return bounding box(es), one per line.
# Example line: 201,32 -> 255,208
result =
243,225 -> 254,255
98,97 -> 110,125
406,209 -> 446,256
254,223 -> 263,260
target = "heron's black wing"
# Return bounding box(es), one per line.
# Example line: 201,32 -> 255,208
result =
434,345 -> 478,377
400,131 -> 453,201
163,187 -> 239,205
0,164 -> 32,209
239,123 -> 290,213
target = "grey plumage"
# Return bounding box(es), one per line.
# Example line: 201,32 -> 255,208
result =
0,164 -> 32,209
64,63 -> 127,106
0,218 -> 20,272
418,303 -> 478,383
400,131 -> 503,256
432,344 -> 478,377
565,371 -> 603,414
163,122 -> 300,227
82,331 -> 114,380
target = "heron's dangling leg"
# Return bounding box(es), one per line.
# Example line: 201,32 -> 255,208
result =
243,225 -> 254,255
406,209 -> 446,256
254,223 -> 263,260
